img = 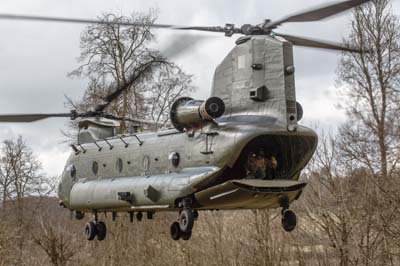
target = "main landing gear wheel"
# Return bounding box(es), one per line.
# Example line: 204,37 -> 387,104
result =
181,230 -> 192,241
179,209 -> 194,233
85,222 -> 97,241
281,209 -> 297,232
170,207 -> 196,240
170,220 -> 193,241
170,222 -> 181,241
85,212 -> 108,241
96,221 -> 107,241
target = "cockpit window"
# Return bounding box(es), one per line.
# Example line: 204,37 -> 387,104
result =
67,164 -> 76,180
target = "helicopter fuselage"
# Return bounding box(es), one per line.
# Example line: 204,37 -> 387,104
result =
59,35 -> 318,213
58,119 -> 317,213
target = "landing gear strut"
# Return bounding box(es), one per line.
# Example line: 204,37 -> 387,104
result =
75,211 -> 85,220
84,211 -> 107,241
170,199 -> 196,241
279,196 -> 297,232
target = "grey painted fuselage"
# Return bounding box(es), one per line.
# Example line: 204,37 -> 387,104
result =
58,35 -> 318,213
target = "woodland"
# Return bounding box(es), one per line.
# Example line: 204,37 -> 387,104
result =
0,1 -> 399,265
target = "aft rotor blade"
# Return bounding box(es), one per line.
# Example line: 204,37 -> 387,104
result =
266,0 -> 372,29
161,34 -> 216,59
94,59 -> 166,113
0,113 -> 72,122
103,114 -> 161,126
275,33 -> 364,53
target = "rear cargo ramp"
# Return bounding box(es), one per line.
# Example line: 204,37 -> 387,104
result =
195,179 -> 306,210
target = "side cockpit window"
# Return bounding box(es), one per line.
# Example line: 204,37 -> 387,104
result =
66,164 -> 77,181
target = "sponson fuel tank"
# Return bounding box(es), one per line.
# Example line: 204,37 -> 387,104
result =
68,167 -> 221,211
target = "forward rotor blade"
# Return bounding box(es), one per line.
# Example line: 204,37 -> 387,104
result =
266,0 -> 372,29
275,33 -> 363,53
0,13 -> 228,34
0,13 -> 174,28
0,113 -> 72,123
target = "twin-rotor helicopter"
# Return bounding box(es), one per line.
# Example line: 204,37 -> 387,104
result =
0,0 -> 370,241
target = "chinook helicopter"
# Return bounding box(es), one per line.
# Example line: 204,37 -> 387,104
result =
0,0 -> 371,241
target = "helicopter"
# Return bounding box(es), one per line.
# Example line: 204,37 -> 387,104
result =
0,0 -> 371,241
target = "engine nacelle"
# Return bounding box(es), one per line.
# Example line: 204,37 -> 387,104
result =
170,97 -> 225,132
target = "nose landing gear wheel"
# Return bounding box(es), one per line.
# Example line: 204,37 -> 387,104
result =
282,209 -> 297,232
85,222 -> 97,241
179,209 -> 194,233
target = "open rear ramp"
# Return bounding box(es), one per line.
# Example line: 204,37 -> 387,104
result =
195,179 -> 307,210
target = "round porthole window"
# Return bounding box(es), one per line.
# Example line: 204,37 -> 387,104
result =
67,164 -> 76,180
92,161 -> 99,175
116,158 -> 123,173
169,152 -> 180,168
142,156 -> 150,172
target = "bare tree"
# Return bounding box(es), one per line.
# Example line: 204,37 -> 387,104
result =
337,0 -> 400,180
335,1 -> 400,264
68,11 -> 194,133
0,149 -> 12,206
0,136 -> 52,266
247,209 -> 287,266
69,11 -> 157,95
0,136 -> 48,205
144,65 -> 194,128
303,135 -> 359,266
33,217 -> 77,266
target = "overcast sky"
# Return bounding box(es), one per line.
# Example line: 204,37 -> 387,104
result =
0,0 -> 399,177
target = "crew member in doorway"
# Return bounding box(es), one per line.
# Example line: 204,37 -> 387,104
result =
246,150 -> 266,179
265,156 -> 278,180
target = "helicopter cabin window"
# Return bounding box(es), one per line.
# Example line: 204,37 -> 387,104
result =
169,152 -> 180,168
116,158 -> 123,173
92,161 -> 99,175
142,156 -> 150,172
